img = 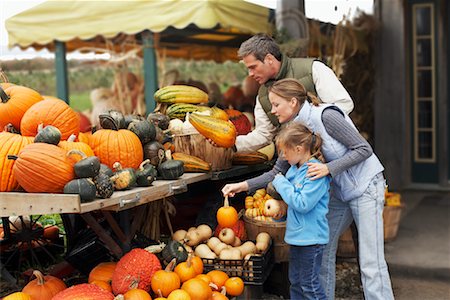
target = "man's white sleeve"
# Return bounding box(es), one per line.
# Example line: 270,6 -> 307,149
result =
312,61 -> 354,115
235,98 -> 278,152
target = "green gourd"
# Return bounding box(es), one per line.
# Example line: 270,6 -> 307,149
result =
34,124 -> 61,145
93,173 -> 114,199
128,119 -> 156,144
161,240 -> 188,264
69,150 -> 101,178
64,178 -> 97,202
135,159 -> 157,187
111,162 -> 136,190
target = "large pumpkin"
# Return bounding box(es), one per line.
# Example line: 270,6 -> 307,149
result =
52,283 -> 115,300
89,129 -> 143,169
22,270 -> 67,300
0,130 -> 33,191
20,98 -> 80,140
111,248 -> 162,295
11,143 -> 76,193
0,85 -> 43,130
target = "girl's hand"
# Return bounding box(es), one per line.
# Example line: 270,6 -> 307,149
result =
221,182 -> 249,197
306,162 -> 330,180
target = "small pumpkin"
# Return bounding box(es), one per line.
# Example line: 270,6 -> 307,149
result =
167,289 -> 190,300
174,254 -> 197,283
34,124 -> 61,145
43,225 -> 60,240
121,289 -> 152,300
58,134 -> 95,160
99,110 -> 126,130
93,174 -> 114,199
224,277 -> 244,297
90,280 -> 112,292
63,178 -> 97,202
52,283 -> 114,300
88,262 -> 117,284
181,278 -> 212,300
69,149 -> 101,178
216,196 -> 238,228
135,159 -> 157,187
3,292 -> 31,300
161,240 -> 188,265
151,258 -> 181,297
128,119 -> 156,145
22,270 -> 67,300
207,270 -> 229,291
111,162 -> 136,190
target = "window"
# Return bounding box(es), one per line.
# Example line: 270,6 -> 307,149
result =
412,3 -> 435,162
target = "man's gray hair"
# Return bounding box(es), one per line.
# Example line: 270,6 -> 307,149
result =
238,33 -> 282,62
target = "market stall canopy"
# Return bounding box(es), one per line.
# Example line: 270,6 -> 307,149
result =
6,0 -> 272,62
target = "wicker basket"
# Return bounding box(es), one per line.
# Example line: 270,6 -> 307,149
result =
173,133 -> 233,171
243,216 -> 289,263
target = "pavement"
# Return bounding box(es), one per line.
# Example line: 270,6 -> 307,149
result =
385,190 -> 450,300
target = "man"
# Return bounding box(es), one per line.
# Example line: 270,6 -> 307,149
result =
235,33 -> 354,152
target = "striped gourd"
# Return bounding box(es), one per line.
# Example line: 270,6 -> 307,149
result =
232,151 -> 268,165
188,113 -> 237,148
166,103 -> 210,120
171,152 -> 211,172
154,85 -> 208,104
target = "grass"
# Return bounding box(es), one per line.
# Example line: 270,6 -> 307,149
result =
69,91 -> 92,112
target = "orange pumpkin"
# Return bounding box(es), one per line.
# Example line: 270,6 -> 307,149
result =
0,129 -> 33,192
174,254 -> 197,283
195,274 -> 212,285
216,196 -> 238,228
190,255 -> 204,275
58,134 -> 95,161
167,289 -> 190,300
90,280 -> 112,292
52,283 -> 114,300
224,277 -> 244,297
43,225 -> 60,240
22,270 -> 67,300
20,98 -> 80,140
206,270 -> 229,291
151,258 -> 180,297
211,288 -> 229,300
78,131 -> 92,144
181,278 -> 212,300
122,289 -> 152,300
0,84 -> 43,130
88,262 -> 117,284
3,292 -> 31,300
89,129 -> 143,169
11,143 -> 76,193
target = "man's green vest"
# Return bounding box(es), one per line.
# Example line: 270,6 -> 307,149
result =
258,55 -> 317,127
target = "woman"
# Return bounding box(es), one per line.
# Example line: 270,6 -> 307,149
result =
222,78 -> 394,300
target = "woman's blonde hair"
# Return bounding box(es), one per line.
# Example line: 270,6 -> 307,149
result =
276,122 -> 324,162
268,78 -> 321,107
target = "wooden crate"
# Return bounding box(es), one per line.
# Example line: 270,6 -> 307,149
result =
173,133 -> 233,171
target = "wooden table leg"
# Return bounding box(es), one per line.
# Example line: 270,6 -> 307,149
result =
102,211 -> 127,244
81,213 -> 123,258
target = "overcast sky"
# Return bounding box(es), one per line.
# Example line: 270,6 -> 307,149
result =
0,0 -> 373,60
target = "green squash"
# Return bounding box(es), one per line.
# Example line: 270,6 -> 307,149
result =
111,162 -> 137,190
147,112 -> 170,130
34,124 -> 61,145
93,174 -> 114,198
99,164 -> 114,177
135,159 -> 157,187
64,178 -> 97,202
161,240 -> 188,264
99,109 -> 126,130
128,119 -> 156,145
143,141 -> 166,167
74,155 -> 101,178
124,114 -> 146,128
158,159 -> 184,180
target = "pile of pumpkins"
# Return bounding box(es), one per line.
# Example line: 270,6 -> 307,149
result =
2,199 -> 259,300
244,187 -> 287,222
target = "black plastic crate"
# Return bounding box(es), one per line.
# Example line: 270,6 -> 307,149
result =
202,240 -> 274,285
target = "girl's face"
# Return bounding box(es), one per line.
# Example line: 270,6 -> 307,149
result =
269,92 -> 299,124
279,145 -> 310,166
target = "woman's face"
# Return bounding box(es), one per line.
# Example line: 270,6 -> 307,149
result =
269,92 -> 299,124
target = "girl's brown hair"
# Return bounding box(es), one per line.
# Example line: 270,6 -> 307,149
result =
276,122 -> 325,162
268,78 -> 321,107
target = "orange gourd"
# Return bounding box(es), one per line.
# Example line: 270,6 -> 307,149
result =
122,289 -> 152,300
181,278 -> 212,300
167,289 -> 191,300
21,270 -> 66,300
224,277 -> 244,297
174,254 -> 197,283
89,129 -> 143,169
58,134 -> 95,161
0,128 -> 34,192
216,196 -> 238,228
52,283 -> 114,300
188,113 -> 236,148
90,280 -> 112,292
3,292 -> 31,300
206,270 -> 229,291
10,143 -> 76,193
20,98 -> 80,140
151,258 -> 181,297
78,131 -> 92,144
88,262 -> 117,284
0,84 -> 43,130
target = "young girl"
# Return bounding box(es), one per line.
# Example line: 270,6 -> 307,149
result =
272,122 -> 330,300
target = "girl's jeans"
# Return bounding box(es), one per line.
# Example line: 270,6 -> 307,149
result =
289,244 -> 327,300
320,173 -> 395,300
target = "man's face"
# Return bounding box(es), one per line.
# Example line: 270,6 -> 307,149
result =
242,54 -> 276,85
